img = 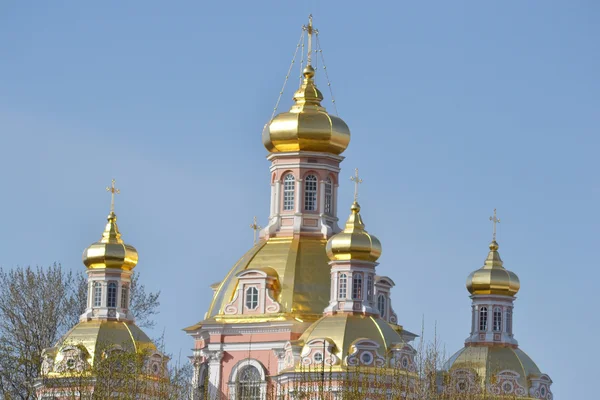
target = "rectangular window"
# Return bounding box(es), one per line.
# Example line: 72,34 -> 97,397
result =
324,179 -> 333,214
304,175 -> 317,211
121,286 -> 129,309
283,175 -> 295,211
93,282 -> 102,307
107,282 -> 117,308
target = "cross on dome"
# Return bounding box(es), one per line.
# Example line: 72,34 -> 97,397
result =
302,14 -> 318,66
489,208 -> 500,241
106,179 -> 120,213
350,168 -> 363,202
249,216 -> 262,244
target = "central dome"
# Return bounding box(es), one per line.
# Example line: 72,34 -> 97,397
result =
262,66 -> 351,155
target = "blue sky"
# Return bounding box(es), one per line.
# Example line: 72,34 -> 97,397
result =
1,1 -> 598,397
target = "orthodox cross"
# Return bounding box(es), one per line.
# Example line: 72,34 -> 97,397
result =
106,179 -> 120,213
302,14 -> 318,66
489,208 -> 500,241
249,216 -> 262,244
350,168 -> 363,201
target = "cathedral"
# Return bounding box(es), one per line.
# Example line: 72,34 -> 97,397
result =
35,16 -> 553,400
182,16 -> 554,399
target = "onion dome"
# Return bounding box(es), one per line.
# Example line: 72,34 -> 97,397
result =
262,65 -> 351,155
466,241 -> 520,297
82,211 -> 138,271
326,201 -> 382,262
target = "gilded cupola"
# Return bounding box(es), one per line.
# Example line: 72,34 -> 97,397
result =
82,180 -> 138,271
326,201 -> 382,262
262,17 -> 350,155
466,240 -> 520,297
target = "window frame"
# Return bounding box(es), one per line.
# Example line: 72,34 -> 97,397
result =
107,281 -> 117,308
493,307 -> 502,332
245,286 -> 259,310
324,178 -> 333,215
352,273 -> 363,300
121,285 -> 129,309
93,282 -> 102,308
283,174 -> 295,211
479,306 -> 488,331
377,294 -> 386,318
338,273 -> 347,300
304,174 -> 318,211
236,365 -> 262,400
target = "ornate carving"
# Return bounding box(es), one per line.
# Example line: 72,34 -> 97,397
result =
54,345 -> 90,373
200,349 -> 224,363
488,370 -> 527,397
444,369 -> 481,395
345,339 -> 385,367
223,291 -> 239,315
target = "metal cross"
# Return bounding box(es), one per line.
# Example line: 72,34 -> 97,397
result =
249,216 -> 262,244
106,179 -> 120,213
489,208 -> 501,241
350,168 -> 363,202
302,14 -> 318,66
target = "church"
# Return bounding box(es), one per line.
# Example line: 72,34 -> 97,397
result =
183,16 -> 553,400
35,16 -> 553,400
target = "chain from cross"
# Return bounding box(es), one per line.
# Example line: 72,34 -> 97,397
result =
489,208 -> 501,241
350,168 -> 363,202
249,216 -> 262,245
302,14 -> 318,66
106,179 -> 120,213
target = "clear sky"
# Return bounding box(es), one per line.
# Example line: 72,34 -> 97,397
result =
1,1 -> 598,397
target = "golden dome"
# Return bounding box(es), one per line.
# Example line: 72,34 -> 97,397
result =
298,314 -> 404,367
82,212 -> 138,271
262,65 -> 351,155
42,320 -> 156,377
445,346 -> 542,393
204,236 -> 331,321
466,241 -> 520,297
326,202 -> 382,262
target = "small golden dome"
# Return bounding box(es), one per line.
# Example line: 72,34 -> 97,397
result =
82,212 -> 138,271
262,65 -> 351,155
326,201 -> 382,262
445,345 -> 542,391
298,314 -> 404,367
466,241 -> 520,296
42,320 -> 156,377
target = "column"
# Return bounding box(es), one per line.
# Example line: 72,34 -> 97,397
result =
274,181 -> 281,217
295,179 -> 303,214
203,350 -> 224,400
319,180 -> 326,214
269,184 -> 275,218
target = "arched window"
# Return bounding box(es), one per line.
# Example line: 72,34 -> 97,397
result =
324,178 -> 333,215
245,287 -> 259,310
236,365 -> 261,400
93,282 -> 102,307
367,275 -> 373,301
352,273 -> 363,300
304,175 -> 318,211
377,294 -> 386,318
479,306 -> 488,331
121,285 -> 129,309
283,174 -> 295,211
493,307 -> 502,332
338,273 -> 347,299
107,282 -> 117,308
506,309 -> 513,334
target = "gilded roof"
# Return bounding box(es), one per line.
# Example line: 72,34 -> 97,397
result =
326,201 -> 382,262
445,345 -> 541,390
262,66 -> 351,155
44,320 -> 156,376
299,314 -> 403,361
466,241 -> 520,297
206,236 -> 331,320
82,212 -> 139,271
